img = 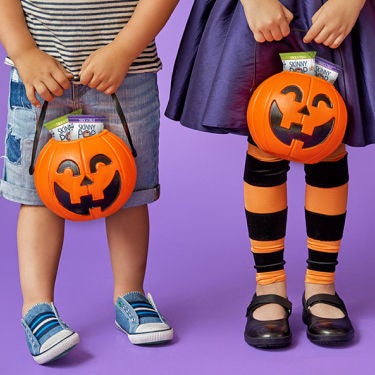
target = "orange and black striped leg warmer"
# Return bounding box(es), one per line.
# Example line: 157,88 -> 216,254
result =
244,143 -> 290,285
304,145 -> 349,285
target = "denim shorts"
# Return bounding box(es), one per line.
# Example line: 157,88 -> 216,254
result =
1,68 -> 160,207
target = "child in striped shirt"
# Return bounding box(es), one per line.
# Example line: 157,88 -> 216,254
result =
0,0 -> 178,364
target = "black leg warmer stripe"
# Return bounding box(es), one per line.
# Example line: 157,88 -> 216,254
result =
253,250 -> 286,273
246,208 -> 288,241
304,154 -> 348,188
244,153 -> 290,187
306,249 -> 338,273
305,210 -> 346,241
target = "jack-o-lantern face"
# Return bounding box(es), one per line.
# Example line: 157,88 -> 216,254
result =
247,71 -> 347,164
34,130 -> 137,221
54,154 -> 121,215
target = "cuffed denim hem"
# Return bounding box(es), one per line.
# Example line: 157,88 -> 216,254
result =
0,179 -> 43,205
124,184 -> 160,208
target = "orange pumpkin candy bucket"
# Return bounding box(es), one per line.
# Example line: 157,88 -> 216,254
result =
247,71 -> 347,164
29,94 -> 137,221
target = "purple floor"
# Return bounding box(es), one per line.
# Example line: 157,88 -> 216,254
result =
1,2 -> 374,374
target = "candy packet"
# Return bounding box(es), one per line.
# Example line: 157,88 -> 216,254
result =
68,115 -> 105,139
44,109 -> 83,141
279,51 -> 316,75
314,56 -> 342,83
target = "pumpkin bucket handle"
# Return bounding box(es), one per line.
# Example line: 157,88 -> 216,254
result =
29,92 -> 137,175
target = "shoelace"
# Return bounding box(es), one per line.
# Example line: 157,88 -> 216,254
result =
130,301 -> 160,320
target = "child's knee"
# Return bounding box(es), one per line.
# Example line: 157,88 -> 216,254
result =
304,145 -> 348,188
244,144 -> 290,187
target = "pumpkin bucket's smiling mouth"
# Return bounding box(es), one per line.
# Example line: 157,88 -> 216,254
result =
53,171 -> 121,215
270,101 -> 335,149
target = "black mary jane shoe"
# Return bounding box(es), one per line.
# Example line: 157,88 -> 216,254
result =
302,293 -> 354,346
244,294 -> 292,349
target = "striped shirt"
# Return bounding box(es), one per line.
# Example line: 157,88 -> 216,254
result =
8,0 -> 162,77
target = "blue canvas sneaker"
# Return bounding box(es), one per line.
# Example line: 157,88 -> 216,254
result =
21,302 -> 80,364
115,291 -> 173,345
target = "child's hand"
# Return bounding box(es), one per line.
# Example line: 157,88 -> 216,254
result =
79,42 -> 131,94
304,0 -> 365,48
241,0 -> 293,42
14,47 -> 72,107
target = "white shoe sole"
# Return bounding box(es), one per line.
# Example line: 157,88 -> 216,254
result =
115,321 -> 173,345
33,332 -> 80,365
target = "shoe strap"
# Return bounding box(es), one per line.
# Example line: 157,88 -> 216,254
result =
304,293 -> 348,315
246,294 -> 292,317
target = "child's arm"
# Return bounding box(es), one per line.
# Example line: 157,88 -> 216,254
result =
0,0 -> 72,107
79,0 -> 179,94
303,0 -> 366,48
240,0 -> 294,42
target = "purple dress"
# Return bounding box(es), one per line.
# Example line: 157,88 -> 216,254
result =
165,0 -> 375,146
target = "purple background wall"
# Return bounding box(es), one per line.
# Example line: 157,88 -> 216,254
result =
1,1 -> 375,373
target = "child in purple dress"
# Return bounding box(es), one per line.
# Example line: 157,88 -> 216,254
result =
167,0 -> 373,348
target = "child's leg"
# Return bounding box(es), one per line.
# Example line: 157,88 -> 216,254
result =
304,144 -> 348,318
244,143 -> 290,320
243,142 -> 292,348
17,205 -> 79,364
105,204 -> 149,302
17,205 -> 65,315
3,69 -> 80,363
98,72 -> 171,344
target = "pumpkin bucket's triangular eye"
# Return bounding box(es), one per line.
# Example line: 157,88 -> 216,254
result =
57,160 -> 80,176
281,85 -> 303,102
312,94 -> 333,108
90,154 -> 112,173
